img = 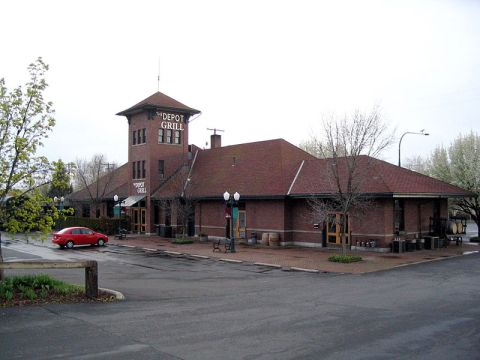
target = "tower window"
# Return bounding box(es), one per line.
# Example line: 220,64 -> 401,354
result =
158,129 -> 164,143
174,130 -> 181,144
133,129 -> 146,145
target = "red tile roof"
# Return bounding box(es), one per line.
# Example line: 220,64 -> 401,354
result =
68,163 -> 129,202
116,91 -> 200,117
153,139 -> 316,199
289,155 -> 473,197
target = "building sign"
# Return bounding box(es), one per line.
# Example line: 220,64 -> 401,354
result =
133,181 -> 146,194
156,111 -> 185,131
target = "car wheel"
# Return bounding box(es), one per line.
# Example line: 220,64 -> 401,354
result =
66,240 -> 74,249
97,239 -> 105,247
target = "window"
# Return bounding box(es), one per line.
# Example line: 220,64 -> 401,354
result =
174,130 -> 181,144
142,160 -> 146,178
137,161 -> 141,179
158,160 -> 165,179
158,129 -> 164,143
133,128 -> 146,145
132,162 -> 136,179
72,228 -> 82,235
166,129 -> 172,144
81,204 -> 90,218
394,199 -> 405,233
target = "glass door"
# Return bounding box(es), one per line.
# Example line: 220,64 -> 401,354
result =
326,213 -> 350,245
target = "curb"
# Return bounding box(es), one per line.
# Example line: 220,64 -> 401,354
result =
220,258 -> 243,263
253,262 -> 282,268
290,267 -> 320,273
99,287 -> 125,301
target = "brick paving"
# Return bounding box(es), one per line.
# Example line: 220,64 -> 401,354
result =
109,235 -> 479,274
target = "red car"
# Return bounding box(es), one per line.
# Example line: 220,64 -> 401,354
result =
52,227 -> 108,249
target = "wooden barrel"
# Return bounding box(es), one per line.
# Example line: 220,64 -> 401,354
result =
261,233 -> 269,245
447,221 -> 457,234
268,232 -> 280,246
456,222 -> 463,234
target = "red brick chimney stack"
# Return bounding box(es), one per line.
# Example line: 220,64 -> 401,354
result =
211,134 -> 222,149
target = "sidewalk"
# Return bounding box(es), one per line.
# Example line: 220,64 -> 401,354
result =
109,235 -> 479,274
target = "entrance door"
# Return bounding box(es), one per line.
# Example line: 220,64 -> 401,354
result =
237,210 -> 246,239
132,208 -> 147,233
140,208 -> 146,233
326,213 -> 350,245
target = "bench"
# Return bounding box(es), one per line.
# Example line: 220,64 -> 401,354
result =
0,260 -> 99,298
212,238 -> 232,253
115,229 -> 127,240
448,235 -> 463,246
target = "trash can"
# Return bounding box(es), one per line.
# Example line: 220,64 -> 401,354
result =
393,240 -> 406,253
406,240 -> 416,252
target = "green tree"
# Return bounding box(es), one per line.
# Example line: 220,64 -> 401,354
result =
0,57 -> 55,203
411,132 -> 480,236
0,57 -> 57,279
447,132 -> 480,236
47,160 -> 74,199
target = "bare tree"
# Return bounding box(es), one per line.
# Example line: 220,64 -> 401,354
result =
309,107 -> 394,255
156,165 -> 198,238
73,154 -> 117,215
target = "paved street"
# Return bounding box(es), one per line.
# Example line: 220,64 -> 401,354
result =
1,241 -> 479,359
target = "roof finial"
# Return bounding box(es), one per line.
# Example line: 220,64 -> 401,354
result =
157,57 -> 160,92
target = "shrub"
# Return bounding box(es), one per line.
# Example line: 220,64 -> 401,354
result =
1,274 -> 82,302
328,255 -> 363,263
172,237 -> 194,244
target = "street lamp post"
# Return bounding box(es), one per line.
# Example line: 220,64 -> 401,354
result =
113,194 -> 121,236
223,191 -> 240,253
398,129 -> 429,167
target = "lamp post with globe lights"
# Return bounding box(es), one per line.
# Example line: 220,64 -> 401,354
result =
223,191 -> 240,253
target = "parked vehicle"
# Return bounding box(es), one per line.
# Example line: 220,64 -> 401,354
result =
52,227 -> 108,249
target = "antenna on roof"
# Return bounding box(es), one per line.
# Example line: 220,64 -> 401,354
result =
207,128 -> 225,135
157,57 -> 160,92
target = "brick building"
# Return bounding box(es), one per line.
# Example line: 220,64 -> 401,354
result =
68,91 -> 473,250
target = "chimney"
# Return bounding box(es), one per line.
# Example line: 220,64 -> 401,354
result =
211,134 -> 222,149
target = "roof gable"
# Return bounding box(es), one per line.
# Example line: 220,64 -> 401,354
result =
116,91 -> 200,117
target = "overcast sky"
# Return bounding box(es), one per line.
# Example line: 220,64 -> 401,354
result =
1,0 -> 479,166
